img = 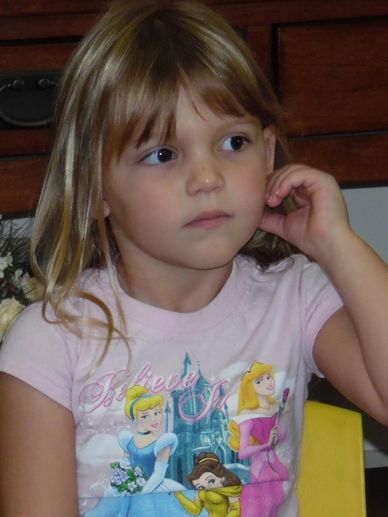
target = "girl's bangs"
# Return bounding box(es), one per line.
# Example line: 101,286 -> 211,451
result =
105,74 -> 179,161
106,67 -> 260,163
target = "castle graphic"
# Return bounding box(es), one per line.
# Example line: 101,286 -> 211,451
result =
165,352 -> 248,487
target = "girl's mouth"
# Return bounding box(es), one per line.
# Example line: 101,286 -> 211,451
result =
184,210 -> 231,229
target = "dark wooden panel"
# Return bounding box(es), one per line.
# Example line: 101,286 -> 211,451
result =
215,1 -> 388,27
247,25 -> 272,81
0,43 -> 78,71
0,129 -> 52,156
278,19 -> 388,136
0,0 -> 109,17
2,1 -> 388,28
289,133 -> 388,185
0,13 -> 99,41
0,157 -> 47,214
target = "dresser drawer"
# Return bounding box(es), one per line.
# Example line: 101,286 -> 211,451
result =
289,133 -> 388,185
0,158 -> 47,213
0,42 -> 77,158
0,42 -> 76,72
277,19 -> 388,136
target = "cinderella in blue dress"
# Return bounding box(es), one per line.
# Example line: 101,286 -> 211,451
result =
84,430 -> 188,516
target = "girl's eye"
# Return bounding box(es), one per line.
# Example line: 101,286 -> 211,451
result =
142,148 -> 176,165
222,135 -> 248,152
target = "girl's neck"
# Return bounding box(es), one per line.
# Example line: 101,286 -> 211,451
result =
116,258 -> 233,313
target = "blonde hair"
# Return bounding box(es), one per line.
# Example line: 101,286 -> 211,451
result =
229,362 -> 275,451
125,385 -> 164,420
31,0 -> 295,362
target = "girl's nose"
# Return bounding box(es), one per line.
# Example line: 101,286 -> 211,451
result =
185,157 -> 225,196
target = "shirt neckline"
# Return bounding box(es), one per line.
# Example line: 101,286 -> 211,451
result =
98,256 -> 250,333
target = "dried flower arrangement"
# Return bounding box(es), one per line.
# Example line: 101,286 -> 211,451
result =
0,217 -> 42,344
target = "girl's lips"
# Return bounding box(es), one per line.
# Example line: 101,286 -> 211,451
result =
184,210 -> 231,229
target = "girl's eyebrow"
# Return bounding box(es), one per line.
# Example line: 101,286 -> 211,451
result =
216,116 -> 261,131
134,132 -> 171,150
235,114 -> 261,125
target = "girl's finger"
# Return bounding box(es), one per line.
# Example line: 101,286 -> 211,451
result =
266,165 -> 329,207
265,164 -> 305,203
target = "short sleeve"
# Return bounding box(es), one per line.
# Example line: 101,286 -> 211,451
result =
0,303 -> 74,410
300,261 -> 344,376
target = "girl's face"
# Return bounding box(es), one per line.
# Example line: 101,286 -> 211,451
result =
192,471 -> 225,490
103,88 -> 275,284
136,405 -> 163,434
253,373 -> 275,397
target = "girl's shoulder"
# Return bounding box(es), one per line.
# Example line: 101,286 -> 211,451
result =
235,253 -> 341,321
2,267 -> 113,335
0,299 -> 76,411
2,300 -> 62,341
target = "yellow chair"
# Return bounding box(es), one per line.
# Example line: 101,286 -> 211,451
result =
297,400 -> 367,517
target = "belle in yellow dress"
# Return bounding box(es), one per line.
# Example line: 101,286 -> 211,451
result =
175,452 -> 241,517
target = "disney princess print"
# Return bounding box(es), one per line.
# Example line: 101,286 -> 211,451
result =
79,355 -> 292,517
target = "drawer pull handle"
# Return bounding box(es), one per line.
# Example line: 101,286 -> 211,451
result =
0,72 -> 60,129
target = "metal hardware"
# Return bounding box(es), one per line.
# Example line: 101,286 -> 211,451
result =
0,71 -> 61,129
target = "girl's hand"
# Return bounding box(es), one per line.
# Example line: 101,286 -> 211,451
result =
259,164 -> 351,263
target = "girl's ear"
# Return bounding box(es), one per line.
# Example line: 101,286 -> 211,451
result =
263,126 -> 277,175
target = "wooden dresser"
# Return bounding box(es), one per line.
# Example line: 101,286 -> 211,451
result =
1,0 -> 388,214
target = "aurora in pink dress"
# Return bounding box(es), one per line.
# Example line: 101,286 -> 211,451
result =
235,412 -> 288,517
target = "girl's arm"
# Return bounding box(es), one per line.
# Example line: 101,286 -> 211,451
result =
0,373 -> 78,516
261,164 -> 388,425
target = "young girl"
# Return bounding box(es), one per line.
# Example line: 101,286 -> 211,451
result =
0,0 -> 387,516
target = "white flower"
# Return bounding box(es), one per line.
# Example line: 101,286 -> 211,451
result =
0,252 -> 13,271
0,253 -> 14,279
13,268 -> 23,284
0,298 -> 24,342
20,273 -> 43,302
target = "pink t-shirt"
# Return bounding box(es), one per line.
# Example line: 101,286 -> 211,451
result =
0,254 -> 343,516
